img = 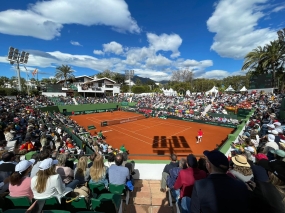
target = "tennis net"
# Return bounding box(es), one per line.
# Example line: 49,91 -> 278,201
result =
101,114 -> 147,126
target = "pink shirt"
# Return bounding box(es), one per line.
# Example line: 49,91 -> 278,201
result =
9,177 -> 34,200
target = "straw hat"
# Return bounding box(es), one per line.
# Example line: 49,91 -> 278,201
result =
231,155 -> 250,167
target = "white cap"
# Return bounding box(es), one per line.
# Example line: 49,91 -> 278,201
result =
39,158 -> 58,171
268,134 -> 275,142
244,146 -> 255,153
15,159 -> 35,174
267,124 -> 275,129
274,122 -> 281,127
272,130 -> 278,135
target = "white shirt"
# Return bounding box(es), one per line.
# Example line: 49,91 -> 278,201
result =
31,174 -> 72,203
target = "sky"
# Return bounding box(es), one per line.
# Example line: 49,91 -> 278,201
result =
0,0 -> 284,82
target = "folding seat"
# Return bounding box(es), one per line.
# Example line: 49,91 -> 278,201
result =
88,183 -> 107,198
108,183 -> 130,205
91,193 -> 121,213
64,197 -> 89,213
4,196 -> 31,209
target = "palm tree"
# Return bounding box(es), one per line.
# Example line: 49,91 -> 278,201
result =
242,46 -> 266,72
262,41 -> 284,87
55,65 -> 75,87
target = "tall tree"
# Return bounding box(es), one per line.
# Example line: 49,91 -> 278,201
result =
55,65 -> 75,87
113,73 -> 125,84
171,69 -> 194,82
0,76 -> 9,88
262,41 -> 284,87
96,69 -> 113,79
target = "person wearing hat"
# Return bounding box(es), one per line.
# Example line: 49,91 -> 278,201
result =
247,160 -> 285,212
31,158 -> 73,202
269,128 -> 279,141
270,149 -> 285,162
191,150 -> 249,213
228,155 -> 253,182
9,159 -> 35,200
30,149 -> 50,178
263,134 -> 279,161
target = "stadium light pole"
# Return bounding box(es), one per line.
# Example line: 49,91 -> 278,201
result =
7,47 -> 30,92
125,70 -> 134,93
277,28 -> 285,41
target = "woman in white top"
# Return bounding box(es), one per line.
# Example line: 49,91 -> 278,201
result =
31,158 -> 72,202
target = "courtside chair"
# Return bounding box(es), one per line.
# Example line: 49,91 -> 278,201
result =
4,196 -> 31,209
88,183 -> 108,198
91,193 -> 122,213
108,183 -> 130,205
43,211 -> 70,213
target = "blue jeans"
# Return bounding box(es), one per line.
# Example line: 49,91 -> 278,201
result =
66,179 -> 79,189
178,196 -> 191,213
170,188 -> 180,202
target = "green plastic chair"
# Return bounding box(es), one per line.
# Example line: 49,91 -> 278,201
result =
64,197 -> 89,212
43,211 -> 70,213
91,193 -> 122,213
5,196 -> 31,209
108,183 -> 130,205
88,183 -> 107,198
37,197 -> 62,210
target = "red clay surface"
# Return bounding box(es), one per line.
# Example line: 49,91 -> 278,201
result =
71,111 -> 234,160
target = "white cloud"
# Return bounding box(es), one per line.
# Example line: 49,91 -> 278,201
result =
0,0 -> 140,40
70,41 -> 82,46
0,10 -> 62,40
93,50 -> 104,55
145,54 -> 172,67
103,41 -> 124,55
147,33 -> 182,58
199,70 -> 230,79
124,47 -> 154,65
207,0 -> 277,59
0,31 -> 217,81
272,5 -> 285,12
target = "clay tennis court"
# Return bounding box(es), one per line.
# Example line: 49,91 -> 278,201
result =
71,111 -> 234,160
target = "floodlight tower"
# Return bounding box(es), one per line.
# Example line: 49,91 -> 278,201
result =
125,70 -> 134,93
277,28 -> 285,41
7,47 -> 29,91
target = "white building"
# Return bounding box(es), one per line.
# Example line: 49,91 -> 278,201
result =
42,75 -> 120,97
78,77 -> 120,97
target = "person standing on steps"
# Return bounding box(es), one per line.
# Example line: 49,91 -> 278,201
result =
197,129 -> 203,143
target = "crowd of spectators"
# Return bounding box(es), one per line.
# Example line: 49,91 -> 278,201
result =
160,92 -> 285,213
0,95 -> 133,212
1,91 -> 285,213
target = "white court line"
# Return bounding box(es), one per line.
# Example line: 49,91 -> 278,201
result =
86,117 -> 153,145
86,117 -> 192,146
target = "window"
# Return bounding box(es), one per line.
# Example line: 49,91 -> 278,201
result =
106,85 -> 113,88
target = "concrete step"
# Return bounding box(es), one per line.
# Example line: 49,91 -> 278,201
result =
121,180 -> 177,212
